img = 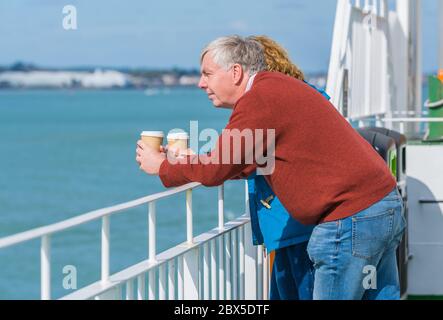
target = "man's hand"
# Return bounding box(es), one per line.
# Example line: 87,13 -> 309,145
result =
136,140 -> 166,175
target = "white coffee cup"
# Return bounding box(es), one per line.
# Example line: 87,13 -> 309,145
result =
141,131 -> 164,151
167,132 -> 189,153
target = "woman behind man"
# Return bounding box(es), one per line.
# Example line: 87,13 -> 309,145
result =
245,35 -> 328,300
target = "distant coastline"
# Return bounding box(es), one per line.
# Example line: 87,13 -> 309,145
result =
0,62 -> 329,90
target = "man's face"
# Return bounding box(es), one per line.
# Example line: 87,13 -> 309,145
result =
198,52 -> 236,108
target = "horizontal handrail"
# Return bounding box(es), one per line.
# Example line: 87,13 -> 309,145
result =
382,118 -> 443,123
0,182 -> 201,249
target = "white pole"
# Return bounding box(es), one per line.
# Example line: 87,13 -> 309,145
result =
364,0 -> 370,12
263,248 -> 269,300
168,259 -> 176,300
414,0 -> 422,118
183,249 -> 199,299
218,236 -> 225,300
397,0 -> 422,132
225,233 -> 232,300
257,245 -> 263,300
148,202 -> 156,261
126,279 -> 134,300
400,121 -> 406,134
159,265 -> 166,300
232,229 -> 238,300
210,240 -> 217,300
186,189 -> 193,244
218,185 -> 224,230
239,226 -> 245,300
178,256 -> 184,300
380,0 -> 388,18
148,270 -> 155,300
137,274 -> 146,300
203,242 -> 210,300
101,216 -> 110,283
41,235 -> 51,300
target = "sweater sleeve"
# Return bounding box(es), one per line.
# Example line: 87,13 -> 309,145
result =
159,95 -> 272,188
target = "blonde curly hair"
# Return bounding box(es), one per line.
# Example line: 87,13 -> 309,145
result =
249,35 -> 305,81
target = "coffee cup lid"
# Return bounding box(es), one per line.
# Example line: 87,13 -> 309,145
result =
167,132 -> 189,140
141,131 -> 164,138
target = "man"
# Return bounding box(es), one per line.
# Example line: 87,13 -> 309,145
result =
136,35 -> 406,300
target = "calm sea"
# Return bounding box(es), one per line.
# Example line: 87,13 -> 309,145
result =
0,88 -> 246,299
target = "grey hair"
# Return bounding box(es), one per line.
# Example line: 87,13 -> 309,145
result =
200,35 -> 267,75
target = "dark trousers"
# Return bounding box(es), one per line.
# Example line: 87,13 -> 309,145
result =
270,241 -> 314,300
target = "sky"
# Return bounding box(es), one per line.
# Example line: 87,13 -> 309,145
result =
0,0 -> 440,73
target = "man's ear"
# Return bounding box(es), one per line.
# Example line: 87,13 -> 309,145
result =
231,64 -> 244,85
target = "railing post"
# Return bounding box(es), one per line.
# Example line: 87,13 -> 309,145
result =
168,259 -> 176,300
218,184 -> 224,230
148,202 -> 156,261
244,181 -> 257,299
178,256 -> 184,299
210,240 -> 217,300
376,115 -> 383,127
186,189 -> 193,244
126,279 -> 134,300
41,235 -> 51,300
257,245 -> 264,299
137,274 -> 146,300
159,265 -> 167,300
263,248 -> 269,300
148,270 -> 155,300
225,233 -> 232,300
239,226 -> 245,300
218,235 -> 225,300
183,249 -> 199,299
399,121 -> 405,134
203,242 -> 210,300
232,229 -> 238,299
217,184 -> 226,299
101,216 -> 110,283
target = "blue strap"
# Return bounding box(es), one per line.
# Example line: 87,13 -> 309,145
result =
304,80 -> 331,101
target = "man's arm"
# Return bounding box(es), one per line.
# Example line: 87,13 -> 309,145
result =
159,97 -> 271,188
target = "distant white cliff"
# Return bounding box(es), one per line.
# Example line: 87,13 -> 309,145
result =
0,70 -> 129,88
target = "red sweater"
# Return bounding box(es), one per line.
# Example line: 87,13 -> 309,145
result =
159,71 -> 397,225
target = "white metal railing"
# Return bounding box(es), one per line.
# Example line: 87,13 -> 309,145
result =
349,115 -> 443,135
382,118 -> 443,136
0,181 -> 270,300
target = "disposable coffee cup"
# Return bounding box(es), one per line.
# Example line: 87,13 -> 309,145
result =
141,131 -> 164,151
167,132 -> 189,153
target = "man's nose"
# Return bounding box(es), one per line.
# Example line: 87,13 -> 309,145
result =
198,76 -> 207,89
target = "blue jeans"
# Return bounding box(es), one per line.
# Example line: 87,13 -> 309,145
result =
270,242 -> 314,300
307,188 -> 406,300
